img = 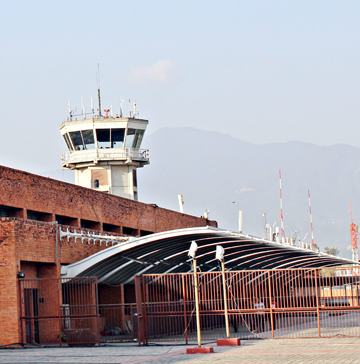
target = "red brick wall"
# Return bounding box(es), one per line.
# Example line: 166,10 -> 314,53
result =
99,285 -> 123,304
60,233 -> 113,265
20,262 -> 38,279
0,164 -> 218,347
15,220 -> 57,263
0,165 -> 217,233
0,220 -> 20,346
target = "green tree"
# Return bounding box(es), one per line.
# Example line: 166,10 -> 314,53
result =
324,246 -> 339,256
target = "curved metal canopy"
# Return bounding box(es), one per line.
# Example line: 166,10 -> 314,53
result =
61,226 -> 357,284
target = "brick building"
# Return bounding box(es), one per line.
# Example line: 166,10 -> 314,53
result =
0,164 -> 217,346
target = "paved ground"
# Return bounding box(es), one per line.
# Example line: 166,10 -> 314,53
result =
1,338 -> 360,363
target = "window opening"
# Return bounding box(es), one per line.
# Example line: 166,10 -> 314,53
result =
69,131 -> 84,150
96,129 -> 111,148
81,219 -> 100,230
123,226 -> 138,236
63,133 -> 74,151
27,210 -> 53,222
0,205 -> 22,218
133,130 -> 144,148
125,129 -> 135,148
140,230 -> 154,237
55,214 -> 78,227
111,128 -> 125,148
103,223 -> 120,233
82,130 -> 95,149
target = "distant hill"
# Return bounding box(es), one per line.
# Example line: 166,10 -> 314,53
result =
139,127 -> 360,259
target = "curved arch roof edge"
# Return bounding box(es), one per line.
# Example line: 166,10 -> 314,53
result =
61,226 -> 358,284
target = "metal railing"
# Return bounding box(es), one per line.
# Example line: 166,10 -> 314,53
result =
61,148 -> 150,165
135,267 -> 360,344
18,278 -> 138,346
18,267 -> 360,346
19,277 -> 99,346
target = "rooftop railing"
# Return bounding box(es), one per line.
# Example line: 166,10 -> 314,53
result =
61,148 -> 150,165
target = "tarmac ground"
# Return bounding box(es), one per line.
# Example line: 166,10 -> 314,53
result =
1,337 -> 360,364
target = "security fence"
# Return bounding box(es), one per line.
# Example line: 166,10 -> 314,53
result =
18,267 -> 360,346
134,267 -> 360,344
19,277 -> 99,346
18,278 -> 138,346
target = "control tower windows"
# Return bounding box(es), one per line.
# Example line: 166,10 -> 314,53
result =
63,133 -> 74,151
111,128 -> 125,148
82,130 -> 95,149
96,129 -> 111,148
134,130 -> 144,148
69,131 -> 84,150
125,129 -> 145,149
125,129 -> 135,148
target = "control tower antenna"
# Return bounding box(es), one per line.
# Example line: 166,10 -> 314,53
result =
97,64 -> 102,117
68,100 -> 72,120
133,101 -> 137,118
120,97 -> 124,117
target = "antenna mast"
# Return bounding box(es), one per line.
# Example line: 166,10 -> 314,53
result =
350,202 -> 358,261
68,100 -> 72,120
279,169 -> 285,243
119,97 -> 124,117
97,64 -> 102,116
308,190 -> 315,249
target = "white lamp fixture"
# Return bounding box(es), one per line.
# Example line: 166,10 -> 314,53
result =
215,245 -> 225,262
188,241 -> 198,258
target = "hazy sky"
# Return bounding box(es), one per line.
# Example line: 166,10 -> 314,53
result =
1,0 -> 360,176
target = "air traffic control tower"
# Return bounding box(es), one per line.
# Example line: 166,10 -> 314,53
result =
59,101 -> 149,201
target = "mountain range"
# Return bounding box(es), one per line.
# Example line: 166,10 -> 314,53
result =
138,127 -> 360,259
47,127 -> 360,260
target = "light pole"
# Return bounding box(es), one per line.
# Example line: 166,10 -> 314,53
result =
215,245 -> 241,347
186,241 -> 214,354
216,245 -> 230,338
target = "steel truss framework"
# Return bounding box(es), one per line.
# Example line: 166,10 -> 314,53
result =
61,227 -> 356,285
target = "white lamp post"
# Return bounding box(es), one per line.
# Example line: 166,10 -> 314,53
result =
186,241 -> 214,354
215,245 -> 230,339
215,245 -> 241,346
188,241 -> 201,348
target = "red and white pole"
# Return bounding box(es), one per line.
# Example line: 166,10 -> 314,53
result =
279,169 -> 285,241
308,190 -> 315,249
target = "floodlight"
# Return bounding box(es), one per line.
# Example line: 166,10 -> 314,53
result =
188,241 -> 198,258
215,245 -> 225,261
